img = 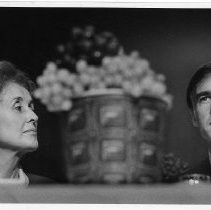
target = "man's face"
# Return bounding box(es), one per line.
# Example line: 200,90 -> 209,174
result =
193,73 -> 211,141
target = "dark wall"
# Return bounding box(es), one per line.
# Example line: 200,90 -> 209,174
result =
1,8 -> 210,180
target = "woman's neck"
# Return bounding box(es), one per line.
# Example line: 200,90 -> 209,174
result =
0,149 -> 21,178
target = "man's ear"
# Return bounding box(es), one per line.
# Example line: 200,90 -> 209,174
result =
189,109 -> 199,127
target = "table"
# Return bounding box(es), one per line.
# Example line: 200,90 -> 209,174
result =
0,182 -> 211,203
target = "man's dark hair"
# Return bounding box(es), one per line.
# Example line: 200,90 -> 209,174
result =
0,60 -> 35,95
187,63 -> 211,111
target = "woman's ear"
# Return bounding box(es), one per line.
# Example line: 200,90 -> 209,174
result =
189,109 -> 199,127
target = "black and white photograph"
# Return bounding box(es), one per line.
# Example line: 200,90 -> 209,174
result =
0,2 -> 211,208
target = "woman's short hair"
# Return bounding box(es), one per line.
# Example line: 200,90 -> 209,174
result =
187,63 -> 211,111
0,61 -> 35,95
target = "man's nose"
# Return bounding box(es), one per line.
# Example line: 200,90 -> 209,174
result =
209,103 -> 211,114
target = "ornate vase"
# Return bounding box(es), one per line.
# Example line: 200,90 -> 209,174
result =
59,89 -> 167,184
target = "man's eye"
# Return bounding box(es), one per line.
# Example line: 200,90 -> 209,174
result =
199,96 -> 211,103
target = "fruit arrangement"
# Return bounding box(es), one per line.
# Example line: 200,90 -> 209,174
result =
34,25 -> 173,112
54,25 -> 120,71
161,153 -> 190,182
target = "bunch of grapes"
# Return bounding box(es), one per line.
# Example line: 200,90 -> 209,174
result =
75,50 -> 173,109
35,50 -> 173,112
54,25 -> 121,71
33,62 -> 84,112
161,153 -> 189,182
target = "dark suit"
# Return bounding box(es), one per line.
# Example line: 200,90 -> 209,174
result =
186,157 -> 211,176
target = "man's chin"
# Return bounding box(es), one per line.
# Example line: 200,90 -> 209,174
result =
202,131 -> 211,142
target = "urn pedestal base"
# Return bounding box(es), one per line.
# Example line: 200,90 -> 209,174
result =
59,89 -> 167,184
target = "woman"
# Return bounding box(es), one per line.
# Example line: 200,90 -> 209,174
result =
0,60 -> 38,186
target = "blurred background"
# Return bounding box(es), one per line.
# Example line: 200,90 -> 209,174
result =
0,7 -> 210,182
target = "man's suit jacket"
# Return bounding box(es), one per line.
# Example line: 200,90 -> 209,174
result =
186,157 -> 211,176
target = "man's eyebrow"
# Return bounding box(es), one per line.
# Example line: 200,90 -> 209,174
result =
195,91 -> 211,100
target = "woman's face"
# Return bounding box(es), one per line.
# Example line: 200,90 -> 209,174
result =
0,82 -> 38,153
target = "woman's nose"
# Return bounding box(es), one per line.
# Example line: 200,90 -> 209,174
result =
27,109 -> 38,123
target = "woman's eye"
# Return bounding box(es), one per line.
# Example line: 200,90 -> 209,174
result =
14,105 -> 23,112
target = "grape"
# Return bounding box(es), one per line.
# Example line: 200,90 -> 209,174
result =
98,68 -> 106,78
80,40 -> 93,53
97,81 -> 106,89
42,86 -> 51,98
64,74 -> 77,86
96,35 -> 106,47
102,57 -> 112,67
62,88 -> 72,98
107,39 -> 118,52
131,84 -> 142,97
151,82 -> 167,96
104,76 -> 113,86
162,94 -> 173,110
124,69 -> 133,78
141,76 -> 154,90
133,65 -> 146,77
139,59 -> 150,70
57,69 -> 70,82
36,76 -> 45,86
40,96 -> 50,105
113,74 -> 123,86
157,74 -> 166,82
44,68 -> 56,76
87,66 -> 96,75
57,44 -> 65,53
64,54 -> 72,63
33,89 -> 42,98
76,60 -> 87,73
72,27 -> 82,38
51,83 -> 63,95
84,25 -> 95,38
45,73 -> 57,84
93,50 -> 102,59
51,95 -> 63,105
61,100 -> 72,111
46,104 -> 58,112
107,63 -> 118,74
130,51 -> 139,59
46,62 -> 57,72
122,81 -> 132,92
89,75 -> 99,85
72,83 -> 83,96
79,73 -> 91,86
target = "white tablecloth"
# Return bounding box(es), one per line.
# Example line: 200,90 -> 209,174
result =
0,182 -> 210,203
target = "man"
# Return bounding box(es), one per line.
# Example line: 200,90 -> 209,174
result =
186,63 -> 211,175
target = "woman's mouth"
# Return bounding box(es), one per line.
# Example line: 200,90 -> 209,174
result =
23,129 -> 37,134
